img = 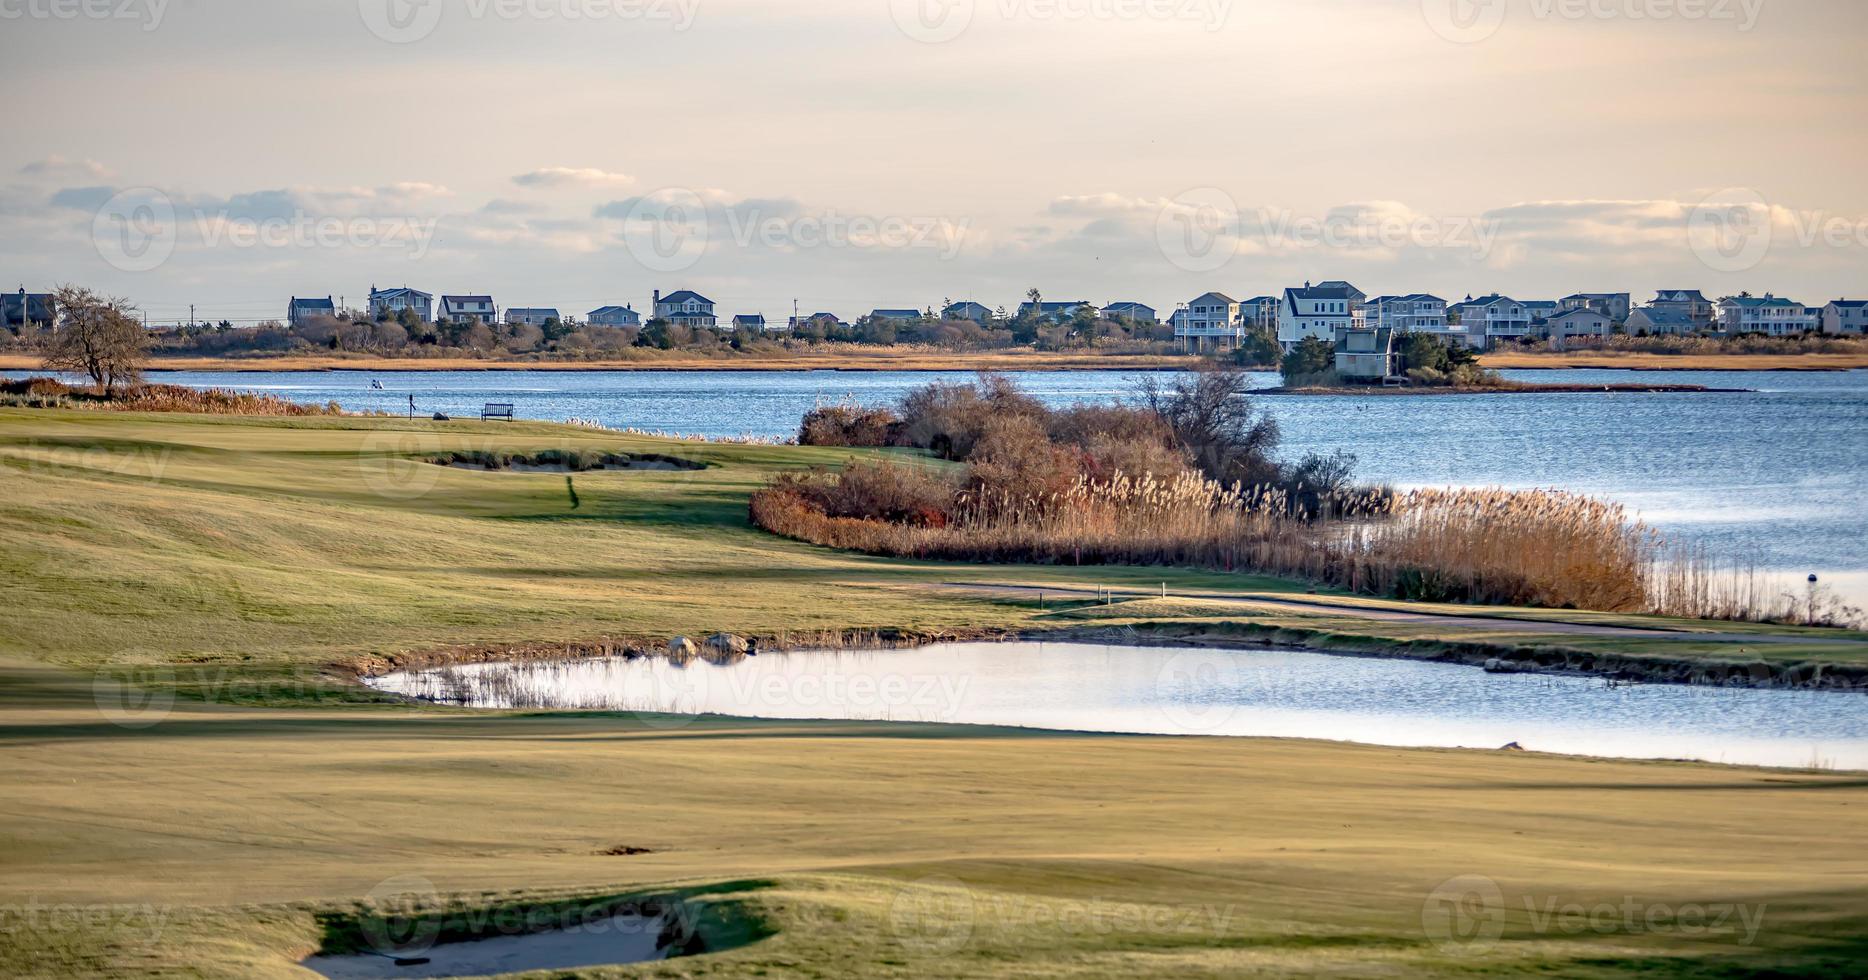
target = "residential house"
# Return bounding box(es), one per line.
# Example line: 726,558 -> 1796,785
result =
1625,306 -> 1699,336
439,295 -> 497,325
1522,300 -> 1560,324
1175,292 -> 1242,352
732,314 -> 768,331
1649,289 -> 1715,330
1101,301 -> 1158,324
789,312 -> 845,331
1543,308 -> 1611,348
1333,325 -> 1398,382
941,301 -> 993,324
1560,292 -> 1632,325
1717,294 -> 1817,335
1277,282 -> 1355,347
1240,296 -> 1280,331
1822,299 -> 1868,335
1453,295 -> 1532,347
1358,294 -> 1451,336
286,296 -> 335,327
1016,300 -> 1095,323
367,285 -> 433,321
653,289 -> 717,328
587,305 -> 641,327
868,309 -> 923,324
3,287 -> 55,330
1314,281 -> 1367,312
505,308 -> 560,328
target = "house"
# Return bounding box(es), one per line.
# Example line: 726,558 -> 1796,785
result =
1358,294 -> 1452,338
1101,301 -> 1158,324
438,295 -> 497,325
653,289 -> 717,328
1453,295 -> 1532,347
1315,281 -> 1366,311
1175,292 -> 1242,352
3,288 -> 55,330
1543,308 -> 1611,348
789,312 -> 845,330
1333,325 -> 1398,382
286,296 -> 335,327
1016,300 -> 1095,323
1625,306 -> 1699,336
1649,289 -> 1715,329
505,308 -> 560,328
732,314 -> 768,331
1717,294 -> 1817,335
1560,292 -> 1632,324
1277,282 -> 1355,348
587,305 -> 641,327
868,309 -> 923,324
367,285 -> 433,321
1822,300 -> 1868,335
1522,300 -> 1560,324
942,301 -> 993,324
1240,296 -> 1280,331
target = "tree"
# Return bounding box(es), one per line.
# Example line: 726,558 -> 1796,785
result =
43,285 -> 148,394
1280,336 -> 1335,383
1138,366 -> 1282,487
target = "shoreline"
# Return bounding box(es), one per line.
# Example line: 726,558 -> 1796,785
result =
1255,382 -> 1748,395
5,348 -> 1864,375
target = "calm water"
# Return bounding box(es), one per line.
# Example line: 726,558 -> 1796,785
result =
10,366 -> 1866,598
366,642 -> 1868,770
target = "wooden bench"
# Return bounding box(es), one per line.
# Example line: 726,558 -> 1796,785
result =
481,403 -> 515,422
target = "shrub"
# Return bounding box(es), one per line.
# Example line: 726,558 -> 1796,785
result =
798,403 -> 901,447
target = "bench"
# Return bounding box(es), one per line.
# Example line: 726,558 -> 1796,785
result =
481,403 -> 515,421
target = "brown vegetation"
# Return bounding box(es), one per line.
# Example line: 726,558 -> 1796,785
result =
0,377 -> 343,416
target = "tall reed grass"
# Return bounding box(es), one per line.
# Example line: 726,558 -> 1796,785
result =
0,377 -> 343,416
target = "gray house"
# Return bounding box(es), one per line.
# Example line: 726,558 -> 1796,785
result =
653,289 -> 717,328
1543,308 -> 1611,347
1822,300 -> 1867,335
732,314 -> 767,330
868,309 -> 923,324
1560,292 -> 1632,324
1333,325 -> 1398,382
368,285 -> 433,321
1626,306 -> 1699,335
942,301 -> 993,323
505,308 -> 560,328
439,295 -> 498,324
287,296 -> 335,327
3,288 -> 55,330
1101,301 -> 1158,324
588,305 -> 641,327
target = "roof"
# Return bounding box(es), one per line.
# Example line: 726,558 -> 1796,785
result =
1562,292 -> 1629,301
370,286 -> 431,300
1655,289 -> 1709,301
944,300 -> 990,309
1314,280 -> 1364,295
658,290 -> 712,305
1188,292 -> 1236,305
870,309 -> 922,319
588,305 -> 637,316
1286,284 -> 1352,301
1826,299 -> 1868,309
506,308 -> 559,317
1370,293 -> 1445,304
1629,307 -> 1696,326
1547,307 -> 1607,321
289,296 -> 335,309
1103,301 -> 1156,312
1720,295 -> 1804,308
733,314 -> 766,323
441,294 -> 494,303
1242,295 -> 1278,304
1460,294 -> 1519,308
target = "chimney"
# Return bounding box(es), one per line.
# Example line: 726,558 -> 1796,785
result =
653,289 -> 661,308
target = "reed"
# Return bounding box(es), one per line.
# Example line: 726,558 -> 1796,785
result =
0,377 -> 343,416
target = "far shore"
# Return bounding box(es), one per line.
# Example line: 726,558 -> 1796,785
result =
1256,382 -> 1748,396
3,347 -> 1863,376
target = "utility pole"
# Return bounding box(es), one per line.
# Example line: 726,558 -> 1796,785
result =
188,304 -> 195,330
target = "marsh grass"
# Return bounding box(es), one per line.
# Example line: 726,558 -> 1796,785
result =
0,376 -> 343,415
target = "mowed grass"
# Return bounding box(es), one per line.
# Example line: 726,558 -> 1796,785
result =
3,410 -> 1867,978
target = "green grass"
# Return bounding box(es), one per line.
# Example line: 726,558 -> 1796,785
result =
2,409 -> 1866,978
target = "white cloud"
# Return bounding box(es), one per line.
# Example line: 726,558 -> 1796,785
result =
512,167 -> 637,190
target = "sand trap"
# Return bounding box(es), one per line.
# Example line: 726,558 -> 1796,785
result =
300,913 -> 668,978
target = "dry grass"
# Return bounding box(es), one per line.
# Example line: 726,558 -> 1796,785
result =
0,377 -> 344,416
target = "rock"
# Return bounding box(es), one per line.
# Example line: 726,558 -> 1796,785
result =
1482,658 -> 1521,674
666,636 -> 698,663
1499,742 -> 1525,752
432,412 -> 450,421
701,633 -> 750,665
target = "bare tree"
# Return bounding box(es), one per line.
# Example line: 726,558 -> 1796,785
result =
43,285 -> 148,394
1138,365 -> 1282,487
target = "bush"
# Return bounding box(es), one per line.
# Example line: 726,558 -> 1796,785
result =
798,404 -> 901,447
1280,336 -> 1335,384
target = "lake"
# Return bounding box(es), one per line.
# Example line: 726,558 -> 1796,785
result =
365,642 -> 1868,771
10,364 -> 1860,602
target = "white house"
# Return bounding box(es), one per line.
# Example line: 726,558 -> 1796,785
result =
1240,295 -> 1280,331
1175,292 -> 1241,352
1649,289 -> 1715,329
1822,299 -> 1868,335
1453,295 -> 1532,347
368,285 -> 432,321
1276,282 -> 1356,347
1717,295 -> 1817,335
654,289 -> 717,328
505,307 -> 559,328
732,314 -> 768,331
1102,301 -> 1158,324
587,305 -> 641,327
439,294 -> 497,324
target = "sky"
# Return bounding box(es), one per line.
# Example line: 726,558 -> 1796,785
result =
1,0 -> 1865,325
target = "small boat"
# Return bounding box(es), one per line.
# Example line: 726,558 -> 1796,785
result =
369,380 -> 384,390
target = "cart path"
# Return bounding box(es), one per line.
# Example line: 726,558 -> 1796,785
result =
932,582 -> 1868,647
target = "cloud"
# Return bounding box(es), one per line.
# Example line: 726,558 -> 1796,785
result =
20,156 -> 112,181
512,167 -> 637,190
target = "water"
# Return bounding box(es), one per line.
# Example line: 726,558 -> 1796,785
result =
365,642 -> 1868,771
9,366 -> 1866,599
301,912 -> 667,979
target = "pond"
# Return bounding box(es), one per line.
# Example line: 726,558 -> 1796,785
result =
366,642 -> 1868,771
301,911 -> 667,979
